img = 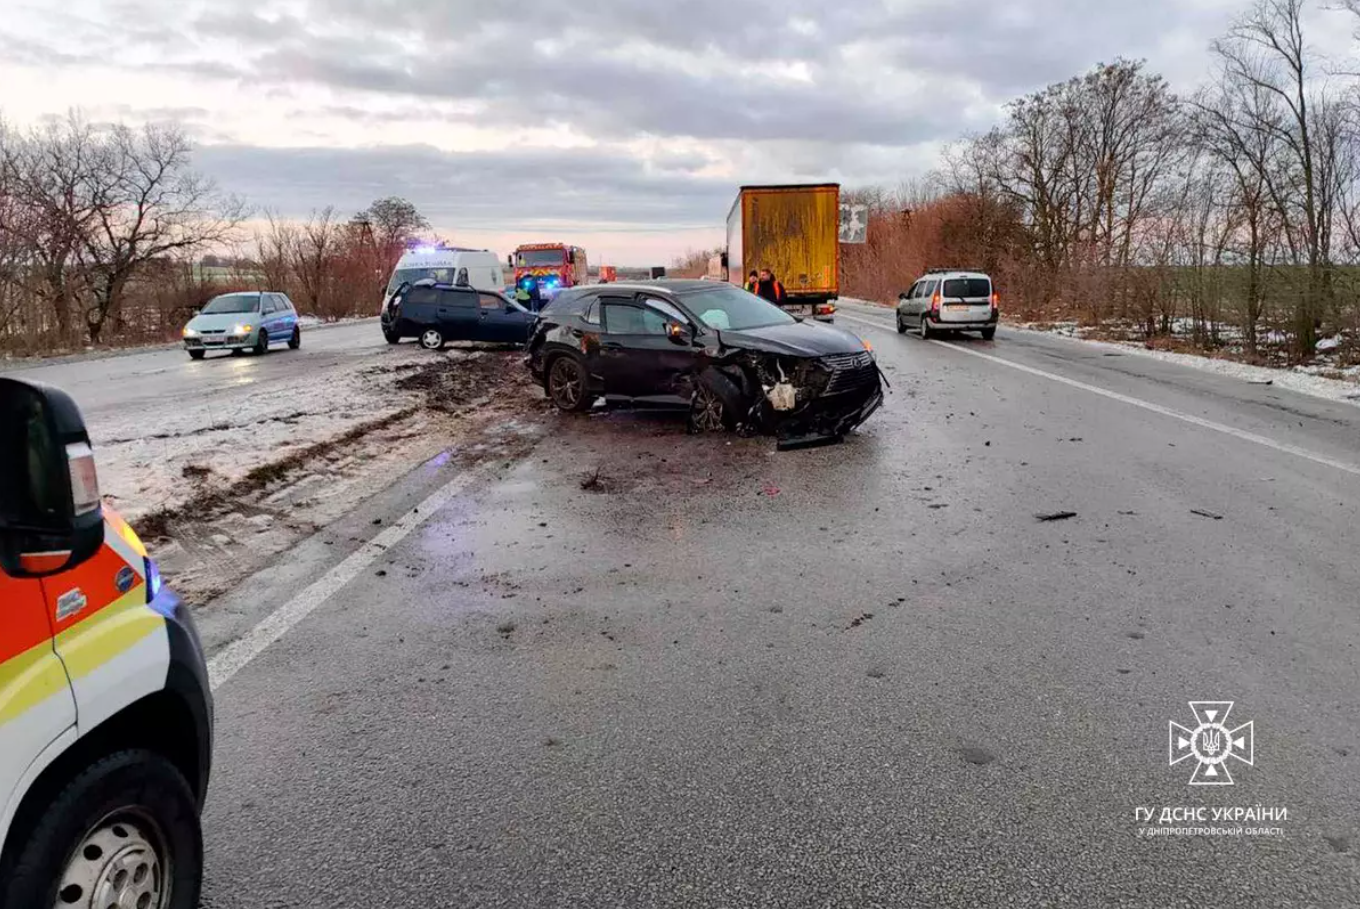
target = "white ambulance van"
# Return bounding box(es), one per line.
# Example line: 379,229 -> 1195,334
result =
382,247 -> 505,307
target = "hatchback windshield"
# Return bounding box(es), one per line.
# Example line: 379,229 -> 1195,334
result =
200,293 -> 262,315
942,278 -> 992,299
678,286 -> 796,331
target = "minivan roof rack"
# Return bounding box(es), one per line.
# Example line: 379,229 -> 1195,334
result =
924,266 -> 985,274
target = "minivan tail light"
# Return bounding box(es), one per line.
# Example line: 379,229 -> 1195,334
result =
931,293 -> 941,313
66,442 -> 101,516
991,292 -> 1000,309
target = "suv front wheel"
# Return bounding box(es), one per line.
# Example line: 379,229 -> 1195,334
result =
1,750 -> 202,909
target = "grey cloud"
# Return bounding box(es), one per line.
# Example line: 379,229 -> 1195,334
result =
193,10 -> 307,43
191,143 -> 736,229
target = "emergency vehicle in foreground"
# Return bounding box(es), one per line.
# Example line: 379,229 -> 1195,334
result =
0,377 -> 212,909
511,243 -> 588,298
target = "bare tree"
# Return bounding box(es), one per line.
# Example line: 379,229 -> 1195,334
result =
1213,0 -> 1332,353
73,122 -> 245,342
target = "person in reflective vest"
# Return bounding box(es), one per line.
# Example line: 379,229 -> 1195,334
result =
744,271 -> 759,293
753,269 -> 786,305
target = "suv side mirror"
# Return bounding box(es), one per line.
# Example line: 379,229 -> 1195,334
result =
0,378 -> 105,578
666,321 -> 693,345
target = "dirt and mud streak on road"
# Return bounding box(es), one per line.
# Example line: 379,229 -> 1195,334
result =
141,349 -> 549,605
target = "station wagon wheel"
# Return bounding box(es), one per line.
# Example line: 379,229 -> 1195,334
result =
548,356 -> 590,412
419,329 -> 444,351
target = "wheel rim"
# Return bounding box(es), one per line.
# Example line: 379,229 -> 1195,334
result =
421,330 -> 441,349
550,359 -> 582,409
920,317 -> 928,337
692,385 -> 725,432
55,812 -> 169,909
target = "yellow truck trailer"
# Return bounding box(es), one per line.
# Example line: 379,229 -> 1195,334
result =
725,183 -> 840,321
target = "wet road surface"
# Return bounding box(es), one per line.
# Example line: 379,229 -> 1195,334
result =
135,306 -> 1360,905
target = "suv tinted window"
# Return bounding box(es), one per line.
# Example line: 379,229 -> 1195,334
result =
603,301 -> 667,335
942,278 -> 991,299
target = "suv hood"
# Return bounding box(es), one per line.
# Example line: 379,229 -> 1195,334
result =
185,312 -> 259,332
715,320 -> 865,357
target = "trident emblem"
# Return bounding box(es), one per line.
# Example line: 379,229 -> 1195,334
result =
1169,701 -> 1254,786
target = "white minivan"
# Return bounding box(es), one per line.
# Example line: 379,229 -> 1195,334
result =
896,269 -> 998,340
382,247 -> 506,307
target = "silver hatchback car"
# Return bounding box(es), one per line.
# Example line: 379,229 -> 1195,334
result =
896,270 -> 998,340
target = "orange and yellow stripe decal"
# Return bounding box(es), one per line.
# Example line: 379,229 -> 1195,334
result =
0,637 -> 70,726
54,588 -> 161,682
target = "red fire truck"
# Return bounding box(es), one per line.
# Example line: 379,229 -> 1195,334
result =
511,243 -> 588,296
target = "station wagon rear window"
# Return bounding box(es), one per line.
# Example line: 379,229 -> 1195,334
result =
941,278 -> 991,299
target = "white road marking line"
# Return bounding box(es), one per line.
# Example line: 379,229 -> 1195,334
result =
838,311 -> 1360,479
207,472 -> 475,691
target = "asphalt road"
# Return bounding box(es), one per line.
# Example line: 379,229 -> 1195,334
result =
2,319 -> 384,428
27,306 -> 1360,905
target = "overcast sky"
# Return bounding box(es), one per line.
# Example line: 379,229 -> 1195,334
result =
1,0 -> 1355,264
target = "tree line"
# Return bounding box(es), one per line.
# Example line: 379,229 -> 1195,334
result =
0,114 -> 431,353
844,0 -> 1360,365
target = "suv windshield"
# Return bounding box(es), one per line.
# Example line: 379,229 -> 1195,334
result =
679,286 -> 796,331
201,293 -> 261,314
942,278 -> 992,299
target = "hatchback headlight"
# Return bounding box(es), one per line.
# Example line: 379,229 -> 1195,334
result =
182,327 -> 199,337
232,323 -> 253,335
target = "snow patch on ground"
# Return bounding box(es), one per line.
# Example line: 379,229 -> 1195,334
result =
1006,328 -> 1360,405
94,344 -> 433,521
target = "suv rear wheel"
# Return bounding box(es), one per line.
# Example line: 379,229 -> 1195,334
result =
547,355 -> 590,412
1,750 -> 202,909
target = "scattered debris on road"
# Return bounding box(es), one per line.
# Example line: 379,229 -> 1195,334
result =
1035,511 -> 1078,522
1190,509 -> 1225,521
848,612 -> 874,629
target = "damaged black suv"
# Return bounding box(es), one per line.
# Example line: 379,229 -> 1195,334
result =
526,280 -> 884,447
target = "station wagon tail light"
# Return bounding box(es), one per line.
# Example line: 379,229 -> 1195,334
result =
931,293 -> 941,312
66,442 -> 101,516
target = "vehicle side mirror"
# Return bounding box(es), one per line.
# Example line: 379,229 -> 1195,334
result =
0,378 -> 105,578
898,293 -> 909,301
666,322 -> 692,345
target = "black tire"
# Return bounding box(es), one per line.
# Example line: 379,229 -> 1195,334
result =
919,316 -> 932,340
288,326 -> 301,349
419,328 -> 445,351
981,327 -> 996,341
230,348 -> 243,357
188,350 -> 204,361
547,355 -> 591,412
896,313 -> 908,334
253,331 -> 268,355
0,750 -> 202,909
383,329 -> 400,345
688,368 -> 740,433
